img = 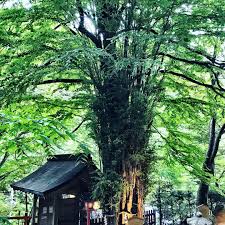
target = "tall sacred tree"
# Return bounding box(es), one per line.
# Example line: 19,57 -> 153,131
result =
1,0 -> 225,224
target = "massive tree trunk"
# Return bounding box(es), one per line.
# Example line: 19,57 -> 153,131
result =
118,162 -> 144,224
197,118 -> 225,206
93,74 -> 152,224
79,1 -> 159,224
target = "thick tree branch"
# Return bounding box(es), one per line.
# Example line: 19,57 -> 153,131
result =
66,25 -> 77,36
160,70 -> 225,98
161,52 -> 225,72
211,123 -> 225,161
211,70 -> 225,92
0,171 -> 14,181
159,52 -> 212,67
0,152 -> 9,168
164,97 -> 214,106
52,18 -> 77,36
218,169 -> 225,180
160,70 -> 213,89
173,42 -> 225,71
206,118 -> 216,167
76,0 -> 101,48
72,118 -> 86,133
170,40 -> 217,63
38,78 -> 83,85
183,45 -> 215,63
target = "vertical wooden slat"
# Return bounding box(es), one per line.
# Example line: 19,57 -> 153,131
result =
150,210 -> 152,225
154,210 -> 156,225
31,195 -> 38,225
149,211 -> 151,225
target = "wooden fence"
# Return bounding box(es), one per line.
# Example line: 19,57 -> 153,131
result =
90,210 -> 156,225
144,210 -> 156,225
4,210 -> 156,225
91,215 -> 114,225
91,217 -> 105,225
7,215 -> 31,225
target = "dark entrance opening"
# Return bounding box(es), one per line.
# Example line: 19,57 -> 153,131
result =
58,197 -> 79,225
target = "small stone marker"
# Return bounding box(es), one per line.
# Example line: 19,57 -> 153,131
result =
128,216 -> 144,225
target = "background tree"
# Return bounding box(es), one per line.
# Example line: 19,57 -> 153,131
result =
197,118 -> 225,206
154,183 -> 195,225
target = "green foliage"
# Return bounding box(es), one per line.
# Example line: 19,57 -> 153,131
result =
153,183 -> 196,224
0,194 -> 11,216
0,217 -> 11,225
92,170 -> 122,209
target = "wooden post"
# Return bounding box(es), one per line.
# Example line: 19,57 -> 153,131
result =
25,193 -> 28,225
87,207 -> 91,225
31,195 -> 38,225
52,194 -> 58,225
25,193 -> 28,213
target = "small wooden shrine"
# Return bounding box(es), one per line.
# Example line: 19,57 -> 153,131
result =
11,154 -> 97,225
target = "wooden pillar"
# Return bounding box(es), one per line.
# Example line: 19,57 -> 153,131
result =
31,195 -> 38,225
25,193 -> 28,211
87,207 -> 91,225
25,193 -> 28,225
52,194 -> 58,225
37,197 -> 42,225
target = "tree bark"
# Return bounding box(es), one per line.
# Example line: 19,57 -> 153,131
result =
197,118 -> 225,206
197,118 -> 215,206
117,162 -> 144,225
